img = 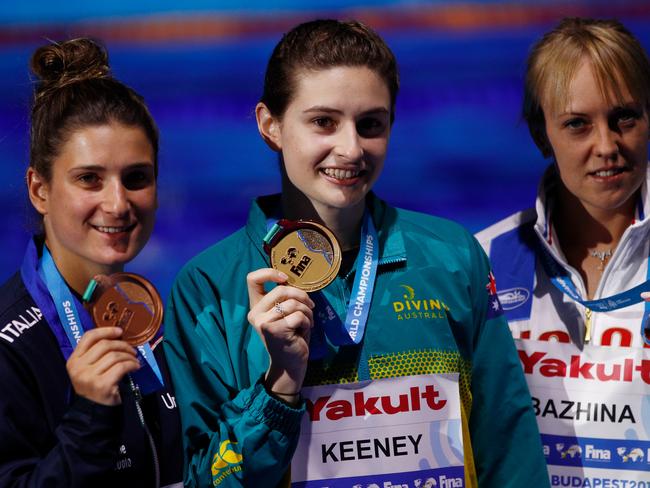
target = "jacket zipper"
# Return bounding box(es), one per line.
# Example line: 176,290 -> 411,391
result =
128,375 -> 160,488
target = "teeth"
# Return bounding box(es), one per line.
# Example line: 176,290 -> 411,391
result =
322,168 -> 360,179
95,225 -> 131,234
594,169 -> 622,177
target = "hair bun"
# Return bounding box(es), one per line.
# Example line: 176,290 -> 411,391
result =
31,38 -> 110,94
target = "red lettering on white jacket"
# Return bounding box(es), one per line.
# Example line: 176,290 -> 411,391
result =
518,349 -> 650,384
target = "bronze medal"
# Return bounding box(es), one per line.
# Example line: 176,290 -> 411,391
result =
264,220 -> 342,292
89,273 -> 163,346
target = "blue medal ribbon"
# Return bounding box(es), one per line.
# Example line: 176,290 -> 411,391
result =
264,212 -> 380,360
312,212 -> 379,355
537,243 -> 650,312
537,240 -> 650,346
21,239 -> 163,394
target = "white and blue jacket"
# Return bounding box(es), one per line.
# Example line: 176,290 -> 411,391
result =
476,165 -> 650,349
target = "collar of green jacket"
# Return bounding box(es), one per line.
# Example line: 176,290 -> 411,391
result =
244,192 -> 407,267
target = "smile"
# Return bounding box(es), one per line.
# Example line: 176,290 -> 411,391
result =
591,168 -> 626,177
92,224 -> 136,234
321,168 -> 363,180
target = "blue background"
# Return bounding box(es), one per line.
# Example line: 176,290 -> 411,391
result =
2,0 -> 650,301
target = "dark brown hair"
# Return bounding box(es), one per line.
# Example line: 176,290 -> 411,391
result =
30,38 -> 159,180
523,17 -> 650,157
260,19 -> 399,122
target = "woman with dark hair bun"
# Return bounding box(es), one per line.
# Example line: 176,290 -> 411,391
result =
164,19 -> 548,487
0,38 -> 182,487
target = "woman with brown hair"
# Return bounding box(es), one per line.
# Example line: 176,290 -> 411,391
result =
165,19 -> 547,487
0,38 -> 182,487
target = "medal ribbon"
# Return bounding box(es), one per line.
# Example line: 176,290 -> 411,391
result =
21,240 -> 162,393
537,240 -> 650,346
39,247 -> 87,349
313,212 -> 379,351
537,242 -> 650,312
264,212 -> 380,360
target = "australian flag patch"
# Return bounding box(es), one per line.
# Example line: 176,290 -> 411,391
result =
486,271 -> 504,319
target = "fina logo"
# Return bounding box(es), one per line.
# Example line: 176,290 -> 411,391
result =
497,287 -> 530,311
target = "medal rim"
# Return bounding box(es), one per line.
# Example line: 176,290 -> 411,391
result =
268,220 -> 342,292
90,272 -> 163,346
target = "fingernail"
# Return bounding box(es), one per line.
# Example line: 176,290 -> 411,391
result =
641,292 -> 650,300
278,271 -> 288,280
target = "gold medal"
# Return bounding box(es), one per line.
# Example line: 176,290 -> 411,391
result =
87,273 -> 163,346
264,220 -> 342,292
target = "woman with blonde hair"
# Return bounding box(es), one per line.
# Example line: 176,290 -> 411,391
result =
478,17 -> 650,484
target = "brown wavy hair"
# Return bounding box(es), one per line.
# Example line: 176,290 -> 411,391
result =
260,19 -> 399,123
30,38 -> 159,181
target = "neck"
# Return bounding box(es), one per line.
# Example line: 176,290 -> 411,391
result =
44,240 -> 121,297
553,185 -> 637,253
280,188 -> 365,251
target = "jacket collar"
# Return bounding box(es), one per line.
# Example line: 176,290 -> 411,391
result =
245,193 -> 407,266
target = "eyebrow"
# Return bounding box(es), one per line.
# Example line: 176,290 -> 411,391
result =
68,165 -> 105,172
557,102 -> 642,117
68,162 -> 154,173
303,106 -> 390,116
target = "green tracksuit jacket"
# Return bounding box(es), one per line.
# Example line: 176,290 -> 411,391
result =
164,193 -> 549,487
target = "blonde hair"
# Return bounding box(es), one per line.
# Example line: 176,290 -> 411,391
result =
523,17 -> 650,157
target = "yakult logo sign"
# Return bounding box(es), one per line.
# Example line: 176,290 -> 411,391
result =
518,349 -> 650,385
307,384 -> 447,422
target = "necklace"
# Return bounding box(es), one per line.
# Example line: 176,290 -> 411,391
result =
589,248 -> 613,271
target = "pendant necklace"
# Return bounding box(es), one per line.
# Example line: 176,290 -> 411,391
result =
590,248 -> 613,271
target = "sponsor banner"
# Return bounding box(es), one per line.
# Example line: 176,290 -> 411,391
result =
291,374 -> 463,486
516,339 -> 650,482
292,466 -> 464,488
542,433 -> 650,471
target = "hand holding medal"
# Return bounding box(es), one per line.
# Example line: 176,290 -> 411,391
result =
66,273 -> 164,406
85,273 -> 163,346
245,220 -> 340,403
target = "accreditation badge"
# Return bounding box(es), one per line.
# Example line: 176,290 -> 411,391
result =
264,220 -> 342,292
87,273 -> 163,346
516,339 -> 650,485
291,374 -> 465,488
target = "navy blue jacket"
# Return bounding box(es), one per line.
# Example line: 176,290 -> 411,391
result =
0,272 -> 183,487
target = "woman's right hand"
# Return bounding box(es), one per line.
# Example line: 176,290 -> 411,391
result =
66,327 -> 141,406
247,268 -> 315,402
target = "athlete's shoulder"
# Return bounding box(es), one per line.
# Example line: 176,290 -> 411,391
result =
0,272 -> 45,347
0,272 -> 31,317
176,227 -> 250,280
475,208 -> 537,252
392,206 -> 474,245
